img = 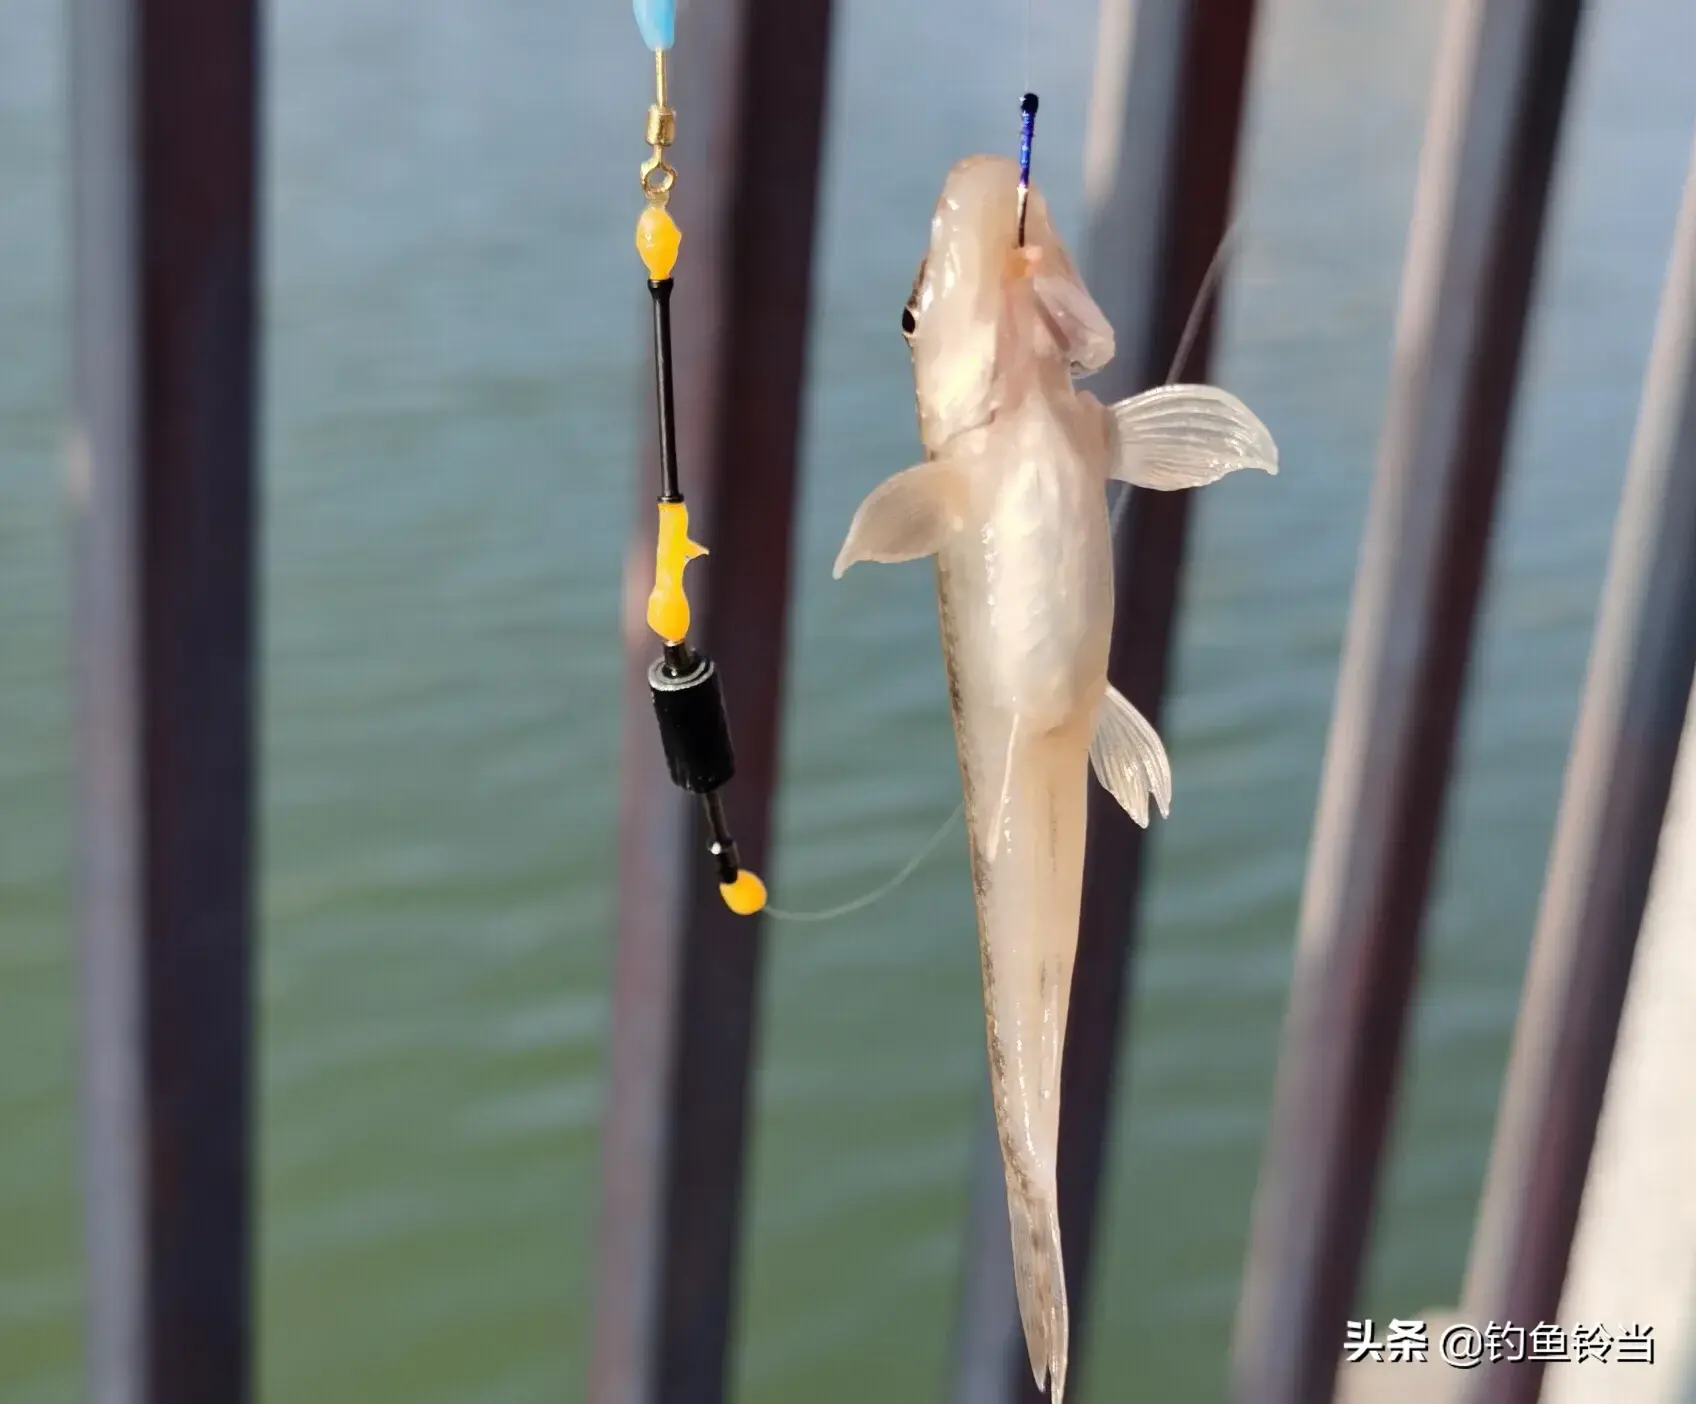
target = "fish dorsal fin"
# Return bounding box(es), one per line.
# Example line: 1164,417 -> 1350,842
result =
832,457 -> 968,578
1088,684 -> 1172,825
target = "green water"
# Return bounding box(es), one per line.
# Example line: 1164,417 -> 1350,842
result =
3,0 -> 1695,1399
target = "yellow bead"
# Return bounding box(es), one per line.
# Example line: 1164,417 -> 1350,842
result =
647,500 -> 707,641
719,869 -> 767,916
636,205 -> 682,280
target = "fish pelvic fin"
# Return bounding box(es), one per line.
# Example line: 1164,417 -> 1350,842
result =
832,456 -> 968,578
1100,383 -> 1278,490
1008,1183 -> 1070,1402
1029,266 -> 1115,376
1089,684 -> 1172,824
985,713 -> 1022,863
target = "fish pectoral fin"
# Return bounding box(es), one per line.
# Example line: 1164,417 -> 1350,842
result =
1101,383 -> 1278,490
1088,684 -> 1172,825
831,457 -> 968,578
1031,271 -> 1115,375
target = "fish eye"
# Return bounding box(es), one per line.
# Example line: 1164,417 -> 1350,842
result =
901,256 -> 927,342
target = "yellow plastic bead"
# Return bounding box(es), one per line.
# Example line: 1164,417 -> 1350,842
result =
647,500 -> 707,641
636,205 -> 682,280
720,869 -> 767,916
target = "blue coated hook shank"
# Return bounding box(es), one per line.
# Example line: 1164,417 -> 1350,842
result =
634,0 -> 675,51
1016,92 -> 1039,247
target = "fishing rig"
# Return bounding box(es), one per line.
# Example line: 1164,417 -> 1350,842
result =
625,0 -> 1045,918
629,0 -> 767,917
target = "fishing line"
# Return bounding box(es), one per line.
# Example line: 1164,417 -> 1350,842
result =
1109,218 -> 1243,537
1165,219 -> 1241,386
1021,0 -> 1035,97
763,801 -> 964,923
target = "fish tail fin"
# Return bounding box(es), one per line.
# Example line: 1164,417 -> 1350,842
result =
1008,1181 -> 1070,1402
976,719 -> 1088,1400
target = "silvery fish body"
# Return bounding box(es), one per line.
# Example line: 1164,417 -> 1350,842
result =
834,155 -> 1278,1401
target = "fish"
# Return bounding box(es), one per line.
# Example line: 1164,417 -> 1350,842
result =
832,154 -> 1278,1400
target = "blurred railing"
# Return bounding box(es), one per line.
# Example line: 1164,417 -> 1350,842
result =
63,0 -> 1696,1402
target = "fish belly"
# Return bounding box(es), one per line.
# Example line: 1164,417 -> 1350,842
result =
936,536 -> 1092,1403
983,412 -> 1113,732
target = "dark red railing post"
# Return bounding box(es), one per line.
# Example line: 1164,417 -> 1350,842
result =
69,0 -> 262,1399
1459,128 -> 1696,1404
1229,2 -> 1587,1400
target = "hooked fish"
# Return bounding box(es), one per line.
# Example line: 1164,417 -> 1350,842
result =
833,155 -> 1278,1400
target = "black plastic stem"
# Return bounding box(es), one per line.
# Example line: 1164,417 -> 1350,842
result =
650,278 -> 682,504
662,640 -> 695,677
701,792 -> 741,885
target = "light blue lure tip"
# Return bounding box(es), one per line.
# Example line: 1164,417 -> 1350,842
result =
633,0 -> 675,51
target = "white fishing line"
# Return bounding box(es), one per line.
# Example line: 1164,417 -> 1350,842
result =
763,801 -> 964,922
1166,221 -> 1241,386
1110,218 -> 1243,536
1023,0 -> 1035,95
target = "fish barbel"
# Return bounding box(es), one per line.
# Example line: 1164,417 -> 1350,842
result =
833,155 -> 1278,1400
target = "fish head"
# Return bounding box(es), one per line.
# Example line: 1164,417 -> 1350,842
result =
903,154 -> 1116,451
